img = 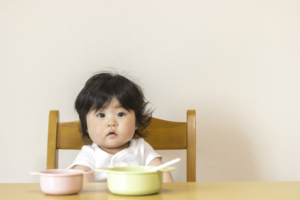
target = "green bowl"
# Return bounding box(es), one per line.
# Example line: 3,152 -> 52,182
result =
96,166 -> 175,196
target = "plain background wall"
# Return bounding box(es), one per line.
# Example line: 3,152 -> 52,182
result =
1,0 -> 299,183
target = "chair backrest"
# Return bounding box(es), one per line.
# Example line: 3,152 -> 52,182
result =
47,110 -> 196,182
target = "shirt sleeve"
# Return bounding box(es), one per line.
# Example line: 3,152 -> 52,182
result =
67,145 -> 95,170
143,139 -> 162,166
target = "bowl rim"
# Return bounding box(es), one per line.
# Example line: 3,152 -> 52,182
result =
30,169 -> 89,177
96,166 -> 175,175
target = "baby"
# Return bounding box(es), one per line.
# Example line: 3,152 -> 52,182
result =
68,72 -> 174,182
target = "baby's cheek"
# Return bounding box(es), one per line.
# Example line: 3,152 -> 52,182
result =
123,127 -> 136,137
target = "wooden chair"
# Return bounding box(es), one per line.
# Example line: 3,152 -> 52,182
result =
47,110 -> 196,182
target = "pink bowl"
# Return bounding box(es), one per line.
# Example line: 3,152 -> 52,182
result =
29,169 -> 93,195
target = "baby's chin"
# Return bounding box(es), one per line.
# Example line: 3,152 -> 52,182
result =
98,141 -> 130,150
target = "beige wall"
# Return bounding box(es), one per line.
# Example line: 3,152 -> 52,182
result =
1,1 -> 300,183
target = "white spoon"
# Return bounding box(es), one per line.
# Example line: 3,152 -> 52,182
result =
148,158 -> 181,172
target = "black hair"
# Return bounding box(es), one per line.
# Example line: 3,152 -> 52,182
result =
75,72 -> 153,143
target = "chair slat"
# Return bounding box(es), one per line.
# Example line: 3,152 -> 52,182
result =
57,121 -> 89,149
57,118 -> 187,150
143,118 -> 187,149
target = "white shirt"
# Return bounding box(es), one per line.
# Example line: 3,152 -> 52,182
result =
68,138 -> 161,182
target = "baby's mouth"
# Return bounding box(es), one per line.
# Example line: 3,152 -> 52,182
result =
107,131 -> 117,137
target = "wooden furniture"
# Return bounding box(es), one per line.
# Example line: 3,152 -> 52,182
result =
47,110 -> 196,182
1,182 -> 300,200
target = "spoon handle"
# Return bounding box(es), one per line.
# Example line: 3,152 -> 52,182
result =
148,158 -> 181,172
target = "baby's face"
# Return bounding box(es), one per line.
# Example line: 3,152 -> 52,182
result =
86,97 -> 137,154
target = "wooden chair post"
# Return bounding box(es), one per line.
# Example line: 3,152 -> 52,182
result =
187,110 -> 196,182
47,110 -> 59,169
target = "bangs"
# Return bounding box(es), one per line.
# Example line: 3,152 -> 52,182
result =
88,80 -> 115,113
89,94 -> 113,113
87,76 -> 136,113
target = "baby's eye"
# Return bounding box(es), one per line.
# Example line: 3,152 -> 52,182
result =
97,113 -> 105,118
117,112 -> 125,117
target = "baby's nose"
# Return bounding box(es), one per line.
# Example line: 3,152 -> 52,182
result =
108,119 -> 117,127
